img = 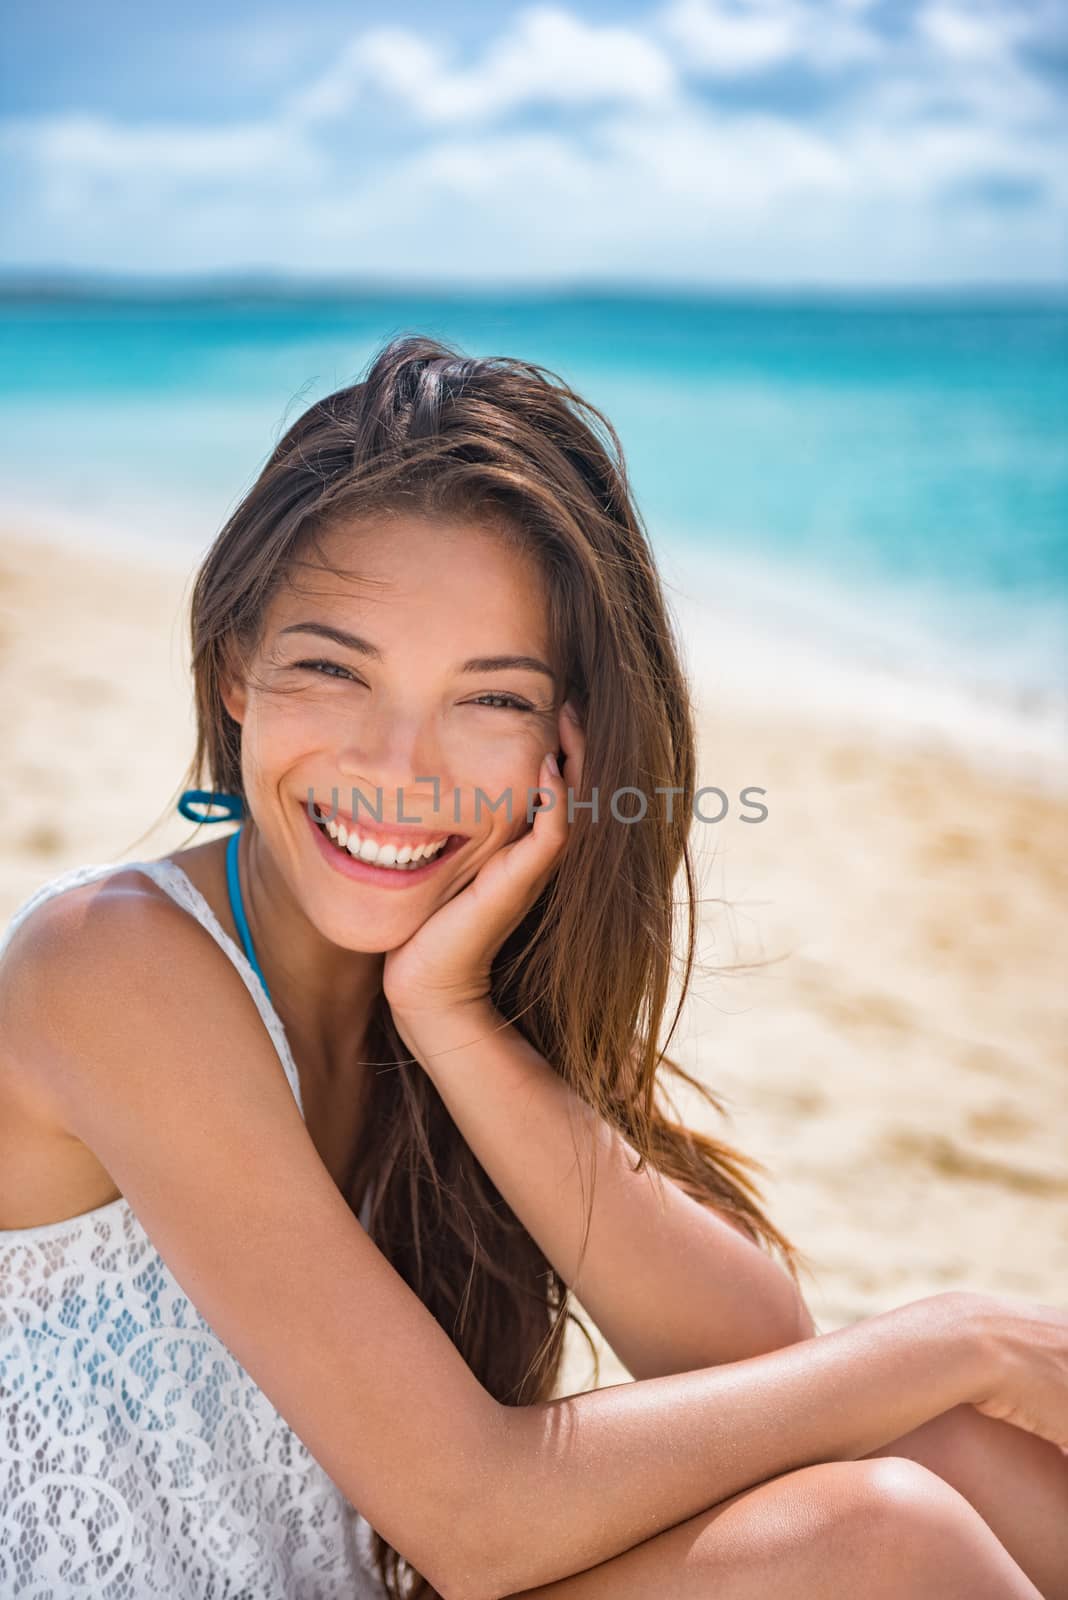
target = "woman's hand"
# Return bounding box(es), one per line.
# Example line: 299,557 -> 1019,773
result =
382,700 -> 585,1023
961,1290 -> 1068,1450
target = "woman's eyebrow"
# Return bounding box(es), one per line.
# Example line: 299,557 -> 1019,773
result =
277,621 -> 557,682
278,621 -> 381,658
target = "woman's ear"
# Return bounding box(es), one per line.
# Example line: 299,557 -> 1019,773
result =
219,669 -> 247,726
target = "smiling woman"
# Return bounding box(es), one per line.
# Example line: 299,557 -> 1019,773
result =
1,335 -> 1065,1600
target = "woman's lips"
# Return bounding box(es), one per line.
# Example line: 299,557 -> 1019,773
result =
304,803 -> 465,889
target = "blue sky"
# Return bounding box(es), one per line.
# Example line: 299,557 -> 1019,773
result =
2,0 -> 1065,286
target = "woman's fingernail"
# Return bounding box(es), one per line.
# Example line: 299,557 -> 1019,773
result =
544,751 -> 559,776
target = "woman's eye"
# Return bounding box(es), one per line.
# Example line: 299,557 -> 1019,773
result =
293,663 -> 530,711
469,693 -> 534,711
295,658 -> 361,682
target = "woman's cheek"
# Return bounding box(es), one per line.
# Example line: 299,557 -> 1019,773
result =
266,695 -> 354,758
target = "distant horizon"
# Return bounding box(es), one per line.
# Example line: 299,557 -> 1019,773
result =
1,268 -> 1065,306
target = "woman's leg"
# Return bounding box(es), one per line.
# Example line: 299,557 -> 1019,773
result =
864,1402 -> 1068,1600
502,1456 -> 1042,1599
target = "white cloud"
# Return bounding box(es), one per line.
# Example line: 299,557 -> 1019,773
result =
594,104 -> 852,208
413,130 -> 601,200
0,0 -> 1064,285
1,112 -> 322,183
282,30 -> 441,124
916,1 -> 1035,63
285,7 -> 678,128
654,0 -> 883,76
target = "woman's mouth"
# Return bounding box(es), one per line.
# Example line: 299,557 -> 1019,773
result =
305,802 -> 466,887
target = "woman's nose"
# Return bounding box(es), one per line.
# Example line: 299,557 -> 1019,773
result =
335,709 -> 449,819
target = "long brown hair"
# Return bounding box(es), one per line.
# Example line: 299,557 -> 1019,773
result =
175,334 -> 809,1598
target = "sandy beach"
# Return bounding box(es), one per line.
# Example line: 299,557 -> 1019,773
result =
2,523 -> 1065,1397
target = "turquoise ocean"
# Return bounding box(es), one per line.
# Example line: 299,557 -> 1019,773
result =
1,287 -> 1065,778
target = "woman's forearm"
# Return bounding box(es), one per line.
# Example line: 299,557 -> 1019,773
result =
396,1002 -> 812,1379
458,1291 -> 991,1600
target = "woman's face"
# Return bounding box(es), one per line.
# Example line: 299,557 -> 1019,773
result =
222,513 -> 563,950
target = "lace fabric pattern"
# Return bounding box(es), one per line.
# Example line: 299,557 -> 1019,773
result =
0,859 -> 388,1599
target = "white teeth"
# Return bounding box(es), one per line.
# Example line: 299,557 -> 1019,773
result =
314,809 -> 450,870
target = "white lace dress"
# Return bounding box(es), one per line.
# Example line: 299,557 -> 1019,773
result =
0,858 -> 389,1599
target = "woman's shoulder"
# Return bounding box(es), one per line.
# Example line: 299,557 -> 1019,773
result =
1,861 -> 200,983
0,859 -> 241,1123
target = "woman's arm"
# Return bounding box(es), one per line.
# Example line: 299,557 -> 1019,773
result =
393,1001 -> 814,1378
1,885 -> 1023,1600
488,1292 -> 996,1598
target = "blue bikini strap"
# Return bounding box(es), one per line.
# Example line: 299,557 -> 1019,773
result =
176,789 -> 271,1003
226,826 -> 272,1004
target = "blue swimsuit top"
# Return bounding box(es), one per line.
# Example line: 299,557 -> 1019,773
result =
176,789 -> 271,1003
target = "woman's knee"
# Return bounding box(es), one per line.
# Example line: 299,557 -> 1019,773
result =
841,1454 -> 969,1535
678,1456 -> 974,1577
500,1459 -> 1025,1599
809,1456 -> 1030,1592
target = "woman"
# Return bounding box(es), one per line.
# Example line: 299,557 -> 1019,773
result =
1,334 -> 1065,1600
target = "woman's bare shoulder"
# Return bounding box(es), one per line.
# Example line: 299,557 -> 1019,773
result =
0,865 -> 240,1122
0,868 -> 240,1223
1,863 -> 214,994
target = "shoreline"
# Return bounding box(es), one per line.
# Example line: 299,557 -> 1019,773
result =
2,521 -> 1065,1393
660,544 -> 1068,800
9,502 -> 1066,796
